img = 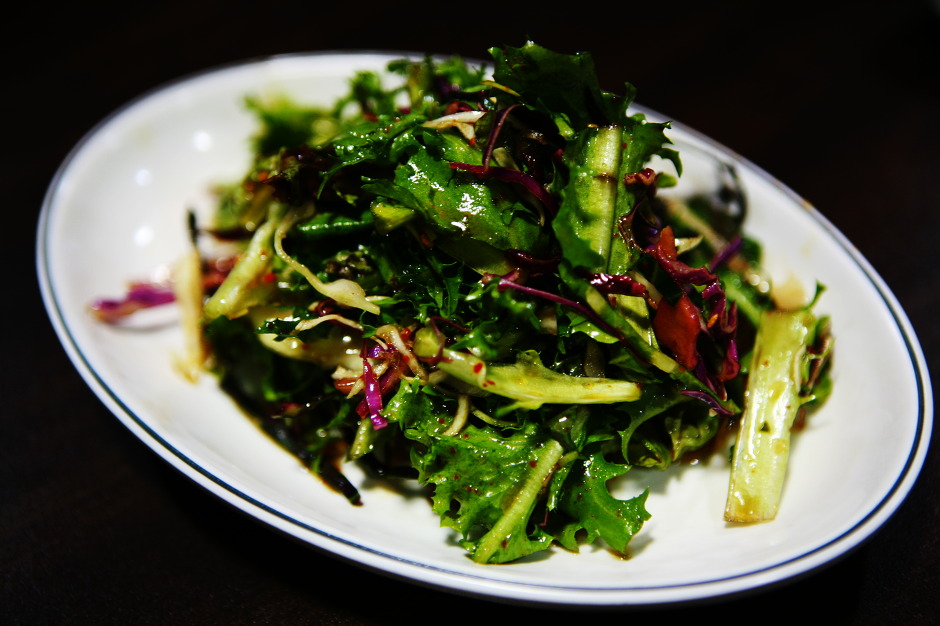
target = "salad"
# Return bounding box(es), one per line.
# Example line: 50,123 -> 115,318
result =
93,42 -> 833,564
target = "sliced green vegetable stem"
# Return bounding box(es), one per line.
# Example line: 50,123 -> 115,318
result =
412,328 -> 641,408
472,438 -> 563,563
725,308 -> 816,523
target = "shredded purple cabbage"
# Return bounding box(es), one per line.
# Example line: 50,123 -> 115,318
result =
359,358 -> 388,430
449,162 -> 558,217
644,227 -> 741,397
588,272 -> 649,299
90,283 -> 176,324
710,235 -> 743,270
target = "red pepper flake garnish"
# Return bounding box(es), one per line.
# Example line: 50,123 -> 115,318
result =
623,168 -> 656,186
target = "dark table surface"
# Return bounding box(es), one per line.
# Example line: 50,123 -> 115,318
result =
7,0 -> 940,623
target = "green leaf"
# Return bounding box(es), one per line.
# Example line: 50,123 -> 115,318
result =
245,95 -> 338,156
368,127 -> 548,273
367,231 -> 468,323
620,392 -> 719,470
412,421 -> 560,563
489,41 -> 628,130
448,280 -> 545,362
554,450 -> 650,554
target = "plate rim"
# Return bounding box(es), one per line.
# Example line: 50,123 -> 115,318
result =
35,50 -> 934,607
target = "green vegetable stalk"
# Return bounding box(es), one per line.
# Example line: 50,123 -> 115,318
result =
725,307 -> 828,523
412,327 -> 641,410
470,437 -> 564,563
554,125 -> 624,273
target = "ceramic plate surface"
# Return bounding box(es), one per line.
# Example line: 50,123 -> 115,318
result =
37,52 -> 932,606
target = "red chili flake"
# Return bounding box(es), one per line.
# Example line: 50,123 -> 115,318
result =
623,168 -> 656,186
472,362 -> 484,374
333,377 -> 358,393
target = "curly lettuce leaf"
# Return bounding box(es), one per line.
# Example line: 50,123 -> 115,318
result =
551,449 -> 650,554
489,41 -> 628,132
408,413 -> 559,563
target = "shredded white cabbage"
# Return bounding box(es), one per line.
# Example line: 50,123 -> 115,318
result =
274,208 -> 382,315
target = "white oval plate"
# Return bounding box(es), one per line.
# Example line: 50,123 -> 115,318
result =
37,52 -> 932,606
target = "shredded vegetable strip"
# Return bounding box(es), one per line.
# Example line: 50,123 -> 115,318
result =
274,209 -> 381,315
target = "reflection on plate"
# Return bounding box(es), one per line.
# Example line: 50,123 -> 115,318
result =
37,52 -> 932,606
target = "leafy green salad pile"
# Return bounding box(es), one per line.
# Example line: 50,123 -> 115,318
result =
98,42 -> 833,564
